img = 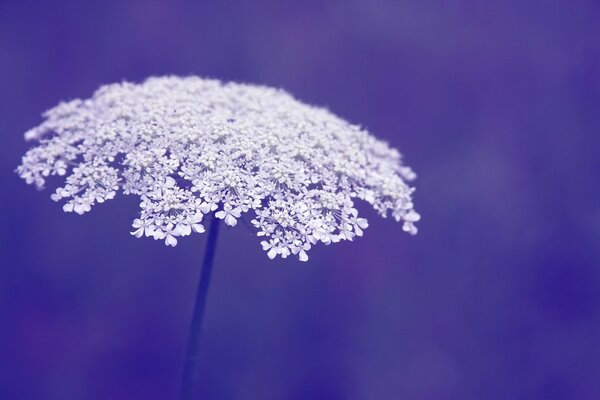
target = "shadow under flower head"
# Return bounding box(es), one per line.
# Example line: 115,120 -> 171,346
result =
17,76 -> 419,261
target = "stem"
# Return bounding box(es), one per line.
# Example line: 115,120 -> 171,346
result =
180,216 -> 221,400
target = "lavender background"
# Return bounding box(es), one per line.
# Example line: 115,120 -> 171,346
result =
1,1 -> 599,399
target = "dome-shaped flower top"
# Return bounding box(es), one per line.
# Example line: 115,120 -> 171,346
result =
17,76 -> 420,261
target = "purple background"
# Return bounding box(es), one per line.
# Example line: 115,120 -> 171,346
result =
1,1 -> 599,399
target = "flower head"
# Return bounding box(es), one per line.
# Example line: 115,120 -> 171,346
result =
17,76 -> 419,261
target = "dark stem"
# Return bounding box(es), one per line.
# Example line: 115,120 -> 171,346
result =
180,216 -> 221,400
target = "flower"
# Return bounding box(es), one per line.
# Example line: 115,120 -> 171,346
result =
17,76 -> 419,261
130,218 -> 154,238
215,204 -> 242,227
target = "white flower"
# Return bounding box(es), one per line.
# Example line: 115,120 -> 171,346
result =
17,76 -> 419,260
348,209 -> 369,237
130,218 -> 155,238
291,241 -> 311,262
215,204 -> 242,227
261,239 -> 283,260
163,224 -> 180,247
189,214 -> 206,234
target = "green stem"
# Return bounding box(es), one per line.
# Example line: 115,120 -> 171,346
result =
180,216 -> 221,400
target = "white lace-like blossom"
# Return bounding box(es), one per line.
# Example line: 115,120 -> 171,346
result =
17,76 -> 420,261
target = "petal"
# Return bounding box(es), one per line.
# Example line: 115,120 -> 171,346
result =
405,211 -> 421,222
215,211 -> 226,219
402,222 -> 418,235
178,224 -> 192,236
299,250 -> 309,262
165,235 -> 178,247
130,228 -> 144,238
267,248 -> 278,259
224,214 -> 237,227
165,176 -> 177,187
199,203 -> 212,213
192,224 -> 205,233
152,229 -> 166,240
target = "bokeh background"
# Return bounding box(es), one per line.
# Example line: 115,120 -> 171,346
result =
1,1 -> 599,399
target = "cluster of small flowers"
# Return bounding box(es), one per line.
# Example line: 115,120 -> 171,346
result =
17,76 -> 419,260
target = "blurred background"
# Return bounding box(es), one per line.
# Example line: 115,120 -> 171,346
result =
1,0 -> 599,399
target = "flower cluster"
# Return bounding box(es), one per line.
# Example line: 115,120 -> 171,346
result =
17,76 -> 419,261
